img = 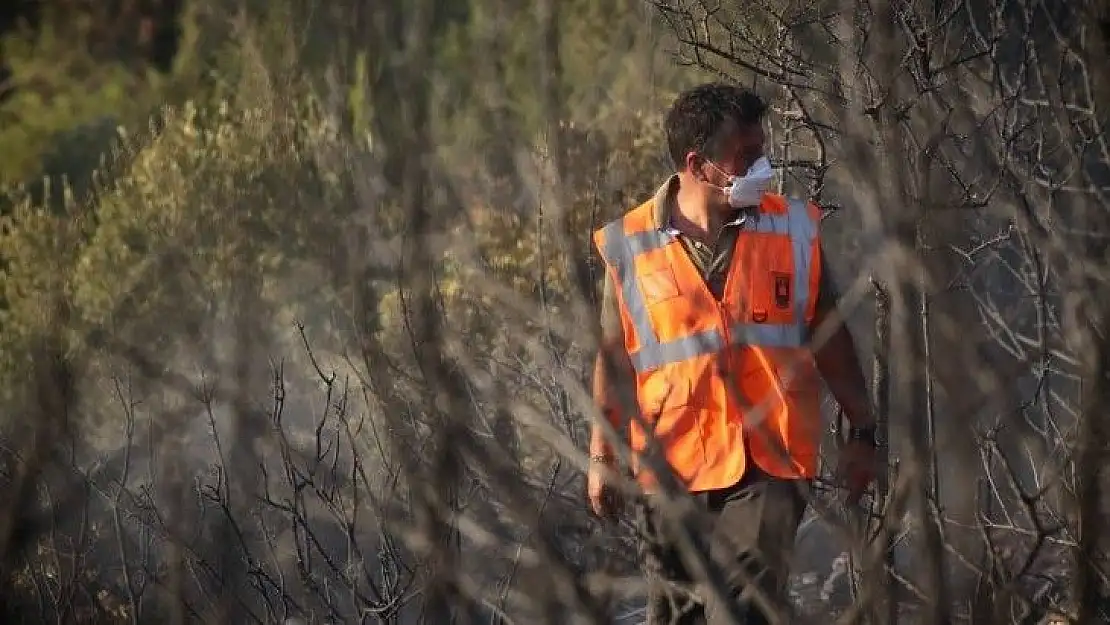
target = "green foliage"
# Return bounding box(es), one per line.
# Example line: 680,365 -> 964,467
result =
425,0 -> 708,345
72,98 -> 362,332
0,21 -> 162,189
0,0 -> 711,415
0,188 -> 84,352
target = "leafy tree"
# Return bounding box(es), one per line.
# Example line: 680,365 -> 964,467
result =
0,16 -> 162,189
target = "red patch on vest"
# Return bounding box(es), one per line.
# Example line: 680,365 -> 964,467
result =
773,273 -> 792,310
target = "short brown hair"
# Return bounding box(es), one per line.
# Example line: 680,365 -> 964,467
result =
664,82 -> 767,169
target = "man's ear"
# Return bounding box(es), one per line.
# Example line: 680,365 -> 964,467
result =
684,151 -> 704,181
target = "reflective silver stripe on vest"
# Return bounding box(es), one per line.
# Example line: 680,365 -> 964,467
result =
729,322 -> 806,348
601,199 -> 819,373
598,220 -> 677,356
628,328 -> 726,372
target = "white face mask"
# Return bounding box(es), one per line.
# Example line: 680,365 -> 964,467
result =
722,156 -> 773,208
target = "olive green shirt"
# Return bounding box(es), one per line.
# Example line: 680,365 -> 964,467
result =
598,175 -> 838,348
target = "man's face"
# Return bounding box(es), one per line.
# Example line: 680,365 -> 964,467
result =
689,121 -> 767,208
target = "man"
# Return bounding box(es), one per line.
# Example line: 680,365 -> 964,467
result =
587,82 -> 877,624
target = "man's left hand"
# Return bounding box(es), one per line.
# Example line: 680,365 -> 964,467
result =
837,438 -> 877,504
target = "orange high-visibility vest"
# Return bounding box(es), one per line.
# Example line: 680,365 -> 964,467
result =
593,192 -> 824,492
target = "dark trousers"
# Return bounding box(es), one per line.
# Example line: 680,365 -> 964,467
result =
635,467 -> 808,625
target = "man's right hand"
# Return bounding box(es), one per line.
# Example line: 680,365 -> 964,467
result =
587,457 -> 622,520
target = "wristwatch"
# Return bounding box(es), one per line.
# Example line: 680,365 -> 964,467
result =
847,424 -> 879,447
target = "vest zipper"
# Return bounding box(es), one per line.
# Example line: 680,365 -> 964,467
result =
708,299 -> 730,469
674,217 -> 746,472
716,300 -> 730,375
716,222 -> 747,456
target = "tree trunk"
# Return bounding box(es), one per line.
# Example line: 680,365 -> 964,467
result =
369,1 -> 478,622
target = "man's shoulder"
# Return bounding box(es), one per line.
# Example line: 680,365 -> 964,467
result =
787,195 -> 824,221
627,197 -> 657,223
611,176 -> 676,224
764,193 -> 822,211
760,194 -> 824,230
596,196 -> 657,234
